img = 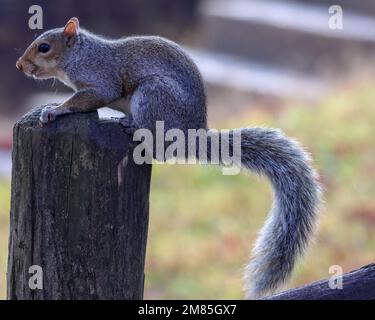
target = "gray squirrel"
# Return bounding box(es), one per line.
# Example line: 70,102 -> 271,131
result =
16,17 -> 322,298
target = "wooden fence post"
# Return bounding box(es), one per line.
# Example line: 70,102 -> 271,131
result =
266,263 -> 375,300
7,106 -> 152,300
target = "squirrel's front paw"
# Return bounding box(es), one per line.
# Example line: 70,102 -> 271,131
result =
39,104 -> 60,125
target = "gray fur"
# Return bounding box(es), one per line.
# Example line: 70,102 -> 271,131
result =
19,21 -> 322,298
236,128 -> 322,298
201,128 -> 321,298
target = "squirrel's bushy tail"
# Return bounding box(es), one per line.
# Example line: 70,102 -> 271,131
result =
203,127 -> 322,298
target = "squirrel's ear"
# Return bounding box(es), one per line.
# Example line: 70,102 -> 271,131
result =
63,17 -> 79,37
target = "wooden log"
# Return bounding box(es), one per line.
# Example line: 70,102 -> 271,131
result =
7,106 -> 152,300
266,263 -> 375,300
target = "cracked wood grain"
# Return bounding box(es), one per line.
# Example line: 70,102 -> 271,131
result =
7,106 -> 152,300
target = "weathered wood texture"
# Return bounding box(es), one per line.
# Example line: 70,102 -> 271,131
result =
266,263 -> 375,300
7,106 -> 152,300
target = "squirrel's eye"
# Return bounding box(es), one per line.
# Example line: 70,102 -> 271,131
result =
38,43 -> 50,53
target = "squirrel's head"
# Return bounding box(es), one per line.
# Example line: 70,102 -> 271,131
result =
16,17 -> 80,80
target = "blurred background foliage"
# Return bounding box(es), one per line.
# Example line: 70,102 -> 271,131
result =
1,0 -> 375,299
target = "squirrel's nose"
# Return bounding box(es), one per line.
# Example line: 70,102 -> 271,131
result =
16,59 -> 23,71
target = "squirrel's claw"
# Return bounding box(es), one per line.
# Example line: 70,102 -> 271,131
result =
39,104 -> 59,125
118,116 -> 138,135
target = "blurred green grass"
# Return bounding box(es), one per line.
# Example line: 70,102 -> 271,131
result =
1,83 -> 375,299
0,182 -> 10,299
